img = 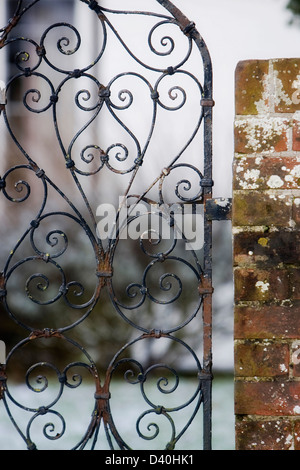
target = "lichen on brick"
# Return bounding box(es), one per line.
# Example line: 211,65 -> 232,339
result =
234,58 -> 300,450
258,237 -> 269,247
255,73 -> 270,114
235,117 -> 288,154
238,168 -> 261,189
273,58 -> 300,113
274,69 -> 293,109
284,164 -> 300,186
267,175 -> 284,188
255,280 -> 270,294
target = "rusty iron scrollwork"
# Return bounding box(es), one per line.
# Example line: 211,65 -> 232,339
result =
0,0 -> 214,450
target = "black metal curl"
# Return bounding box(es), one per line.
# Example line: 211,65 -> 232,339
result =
136,408 -> 175,442
148,20 -> 176,57
2,334 -> 101,449
27,408 -> 66,443
4,37 -> 43,73
39,19 -> 107,75
159,163 -> 204,204
0,166 -> 47,223
105,334 -> 204,449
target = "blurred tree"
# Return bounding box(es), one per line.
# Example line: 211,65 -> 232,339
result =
287,0 -> 300,19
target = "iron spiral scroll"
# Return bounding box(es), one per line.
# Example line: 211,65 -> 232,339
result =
0,0 -> 214,450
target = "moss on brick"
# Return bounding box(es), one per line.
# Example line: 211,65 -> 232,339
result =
232,191 -> 291,227
235,60 -> 269,115
235,340 -> 289,378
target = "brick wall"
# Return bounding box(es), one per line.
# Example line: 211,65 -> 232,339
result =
233,58 -> 300,450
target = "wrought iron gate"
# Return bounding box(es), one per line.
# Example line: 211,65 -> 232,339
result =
0,0 -> 231,450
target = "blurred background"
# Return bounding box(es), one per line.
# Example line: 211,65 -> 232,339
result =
0,0 -> 300,450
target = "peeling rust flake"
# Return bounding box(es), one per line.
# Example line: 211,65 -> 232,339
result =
30,329 -> 63,340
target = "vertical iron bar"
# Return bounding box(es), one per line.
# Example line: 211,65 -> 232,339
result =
202,109 -> 213,450
201,66 -> 214,449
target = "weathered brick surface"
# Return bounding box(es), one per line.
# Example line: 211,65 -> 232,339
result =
233,229 -> 300,266
291,341 -> 300,378
235,60 -> 269,116
235,381 -> 300,416
273,58 -> 300,113
235,340 -> 289,378
234,58 -> 300,450
233,156 -> 300,191
289,268 -> 300,300
235,417 -> 294,450
234,267 -> 290,302
293,197 -> 300,226
293,118 -> 300,151
295,420 -> 300,450
232,191 -> 292,227
234,118 -> 289,154
234,303 -> 300,340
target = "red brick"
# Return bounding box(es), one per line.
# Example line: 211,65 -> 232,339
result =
291,341 -> 300,377
233,155 -> 300,191
232,191 -> 291,227
234,56 -> 300,452
234,268 -> 290,302
233,229 -> 300,267
236,417 -> 294,450
235,60 -> 269,115
235,380 -> 300,416
293,197 -> 300,226
289,268 -> 300,300
293,119 -> 300,151
234,304 -> 300,340
235,341 -> 289,378
273,58 -> 300,113
295,420 -> 300,450
235,118 -> 288,154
